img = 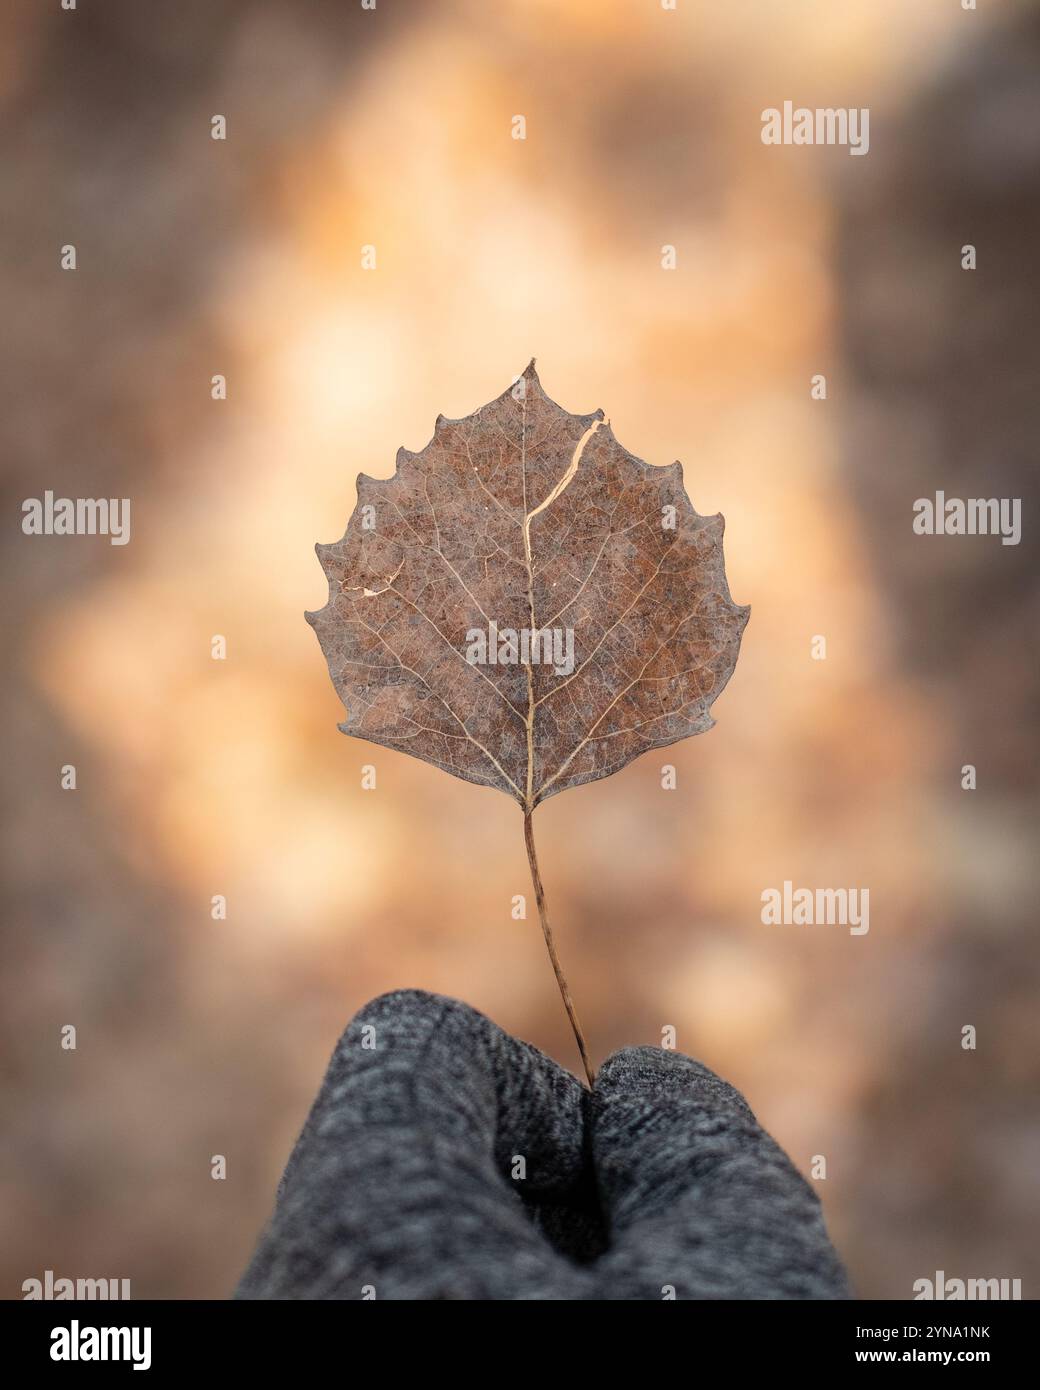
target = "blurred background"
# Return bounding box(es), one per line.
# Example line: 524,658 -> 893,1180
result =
2,0 -> 1037,1299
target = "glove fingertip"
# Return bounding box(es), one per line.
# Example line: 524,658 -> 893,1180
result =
595,1045 -> 753,1114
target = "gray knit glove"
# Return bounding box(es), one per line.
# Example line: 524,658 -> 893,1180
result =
236,989 -> 851,1300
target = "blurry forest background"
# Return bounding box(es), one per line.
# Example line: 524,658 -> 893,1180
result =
2,0 -> 1037,1298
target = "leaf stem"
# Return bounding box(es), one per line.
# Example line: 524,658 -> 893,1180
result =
522,809 -> 595,1088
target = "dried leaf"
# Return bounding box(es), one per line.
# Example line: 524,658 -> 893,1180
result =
306,362 -> 749,1084
307,362 -> 748,809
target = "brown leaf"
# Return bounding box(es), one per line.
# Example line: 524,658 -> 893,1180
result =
308,362 -> 749,1083
307,361 -> 749,811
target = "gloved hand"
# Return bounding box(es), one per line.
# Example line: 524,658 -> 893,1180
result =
236,989 -> 851,1300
